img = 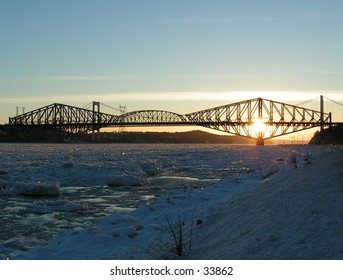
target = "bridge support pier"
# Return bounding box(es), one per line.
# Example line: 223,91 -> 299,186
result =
256,137 -> 264,146
92,101 -> 101,142
92,130 -> 101,142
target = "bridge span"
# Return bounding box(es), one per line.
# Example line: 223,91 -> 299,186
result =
8,96 -> 333,145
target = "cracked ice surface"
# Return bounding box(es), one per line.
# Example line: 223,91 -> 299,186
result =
0,143 -> 322,259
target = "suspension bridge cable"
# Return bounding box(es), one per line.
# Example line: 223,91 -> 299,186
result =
100,102 -> 127,114
295,96 -> 319,107
324,96 -> 343,107
323,96 -> 343,122
82,102 -> 93,110
100,102 -> 117,111
100,103 -> 121,114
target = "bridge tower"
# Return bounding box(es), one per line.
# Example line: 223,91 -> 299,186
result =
92,101 -> 101,142
256,98 -> 264,146
320,95 -> 324,131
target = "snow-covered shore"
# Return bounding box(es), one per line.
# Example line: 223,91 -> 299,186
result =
13,145 -> 343,260
188,146 -> 343,259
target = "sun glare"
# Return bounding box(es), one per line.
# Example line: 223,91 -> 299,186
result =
252,118 -> 267,137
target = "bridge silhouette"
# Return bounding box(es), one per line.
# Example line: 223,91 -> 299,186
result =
8,96 -> 339,145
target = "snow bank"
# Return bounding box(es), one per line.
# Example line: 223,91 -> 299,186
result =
188,147 -> 343,259
261,151 -> 312,179
3,237 -> 40,252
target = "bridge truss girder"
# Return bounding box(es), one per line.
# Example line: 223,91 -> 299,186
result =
8,97 -> 331,142
117,110 -> 188,125
8,103 -> 118,133
186,98 -> 331,140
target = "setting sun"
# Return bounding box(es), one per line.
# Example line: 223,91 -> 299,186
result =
252,118 -> 267,138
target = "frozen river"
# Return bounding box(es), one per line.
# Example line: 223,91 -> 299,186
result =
0,143 -> 317,258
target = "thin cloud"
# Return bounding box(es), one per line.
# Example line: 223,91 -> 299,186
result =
1,75 -> 156,83
36,75 -> 147,81
308,69 -> 343,75
154,73 -> 260,79
159,14 -> 338,24
2,73 -> 261,83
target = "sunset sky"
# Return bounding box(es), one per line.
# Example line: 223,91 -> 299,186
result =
1,0 -> 343,126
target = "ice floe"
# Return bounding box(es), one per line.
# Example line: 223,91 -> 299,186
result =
10,181 -> 61,196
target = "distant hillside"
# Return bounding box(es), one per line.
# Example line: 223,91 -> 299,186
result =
0,126 -> 256,144
309,125 -> 343,145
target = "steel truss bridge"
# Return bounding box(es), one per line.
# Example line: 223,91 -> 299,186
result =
8,97 -> 334,145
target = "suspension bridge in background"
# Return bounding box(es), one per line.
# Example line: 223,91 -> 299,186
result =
7,95 -> 343,145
